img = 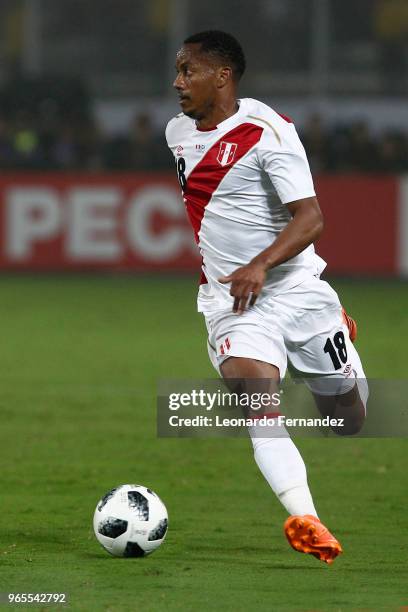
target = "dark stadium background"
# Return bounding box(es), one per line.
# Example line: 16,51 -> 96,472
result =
0,2 -> 407,611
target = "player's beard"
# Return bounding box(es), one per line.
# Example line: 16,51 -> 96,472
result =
182,99 -> 215,122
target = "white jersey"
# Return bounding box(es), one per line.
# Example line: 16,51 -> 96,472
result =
165,97 -> 326,313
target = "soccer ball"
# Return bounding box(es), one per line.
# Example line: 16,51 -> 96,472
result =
93,484 -> 168,557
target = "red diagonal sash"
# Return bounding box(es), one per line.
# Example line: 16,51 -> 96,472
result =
184,123 -> 263,242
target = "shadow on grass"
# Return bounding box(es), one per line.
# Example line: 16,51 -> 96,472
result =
81,552 -> 118,560
267,564 -> 326,570
81,552 -> 325,573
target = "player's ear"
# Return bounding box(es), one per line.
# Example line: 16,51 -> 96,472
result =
217,66 -> 233,88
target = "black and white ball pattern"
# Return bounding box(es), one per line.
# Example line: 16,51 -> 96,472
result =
93,484 -> 168,557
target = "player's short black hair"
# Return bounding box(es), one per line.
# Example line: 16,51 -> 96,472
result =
184,30 -> 246,81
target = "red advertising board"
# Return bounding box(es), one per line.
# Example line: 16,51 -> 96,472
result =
0,173 -> 401,275
315,175 -> 398,275
0,173 -> 200,271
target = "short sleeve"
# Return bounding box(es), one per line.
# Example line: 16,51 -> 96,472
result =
165,120 -> 172,148
259,125 -> 316,205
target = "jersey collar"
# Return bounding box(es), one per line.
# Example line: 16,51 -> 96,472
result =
195,99 -> 245,132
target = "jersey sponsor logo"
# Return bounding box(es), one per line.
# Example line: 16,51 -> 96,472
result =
217,141 -> 238,167
196,144 -> 205,152
176,145 -> 184,156
343,363 -> 352,377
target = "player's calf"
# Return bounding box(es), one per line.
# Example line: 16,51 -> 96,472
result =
313,383 -> 366,435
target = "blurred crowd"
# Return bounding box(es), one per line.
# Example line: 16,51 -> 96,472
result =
0,108 -> 407,174
300,114 -> 408,174
0,109 -> 170,172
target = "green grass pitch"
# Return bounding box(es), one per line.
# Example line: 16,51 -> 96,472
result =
0,276 -> 407,611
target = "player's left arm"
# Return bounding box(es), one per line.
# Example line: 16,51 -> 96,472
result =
219,196 -> 323,314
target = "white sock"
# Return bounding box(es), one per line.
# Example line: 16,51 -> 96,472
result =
278,485 -> 318,517
249,419 -> 318,517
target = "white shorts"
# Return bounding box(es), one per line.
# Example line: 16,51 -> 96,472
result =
205,276 -> 367,398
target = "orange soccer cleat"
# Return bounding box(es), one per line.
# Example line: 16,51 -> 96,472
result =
284,514 -> 343,565
342,307 -> 357,343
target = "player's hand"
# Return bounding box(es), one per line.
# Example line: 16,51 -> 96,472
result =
218,262 -> 266,314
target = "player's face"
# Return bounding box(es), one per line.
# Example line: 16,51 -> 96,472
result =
174,44 -> 219,121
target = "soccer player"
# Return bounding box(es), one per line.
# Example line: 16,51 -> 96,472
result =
165,30 -> 368,564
